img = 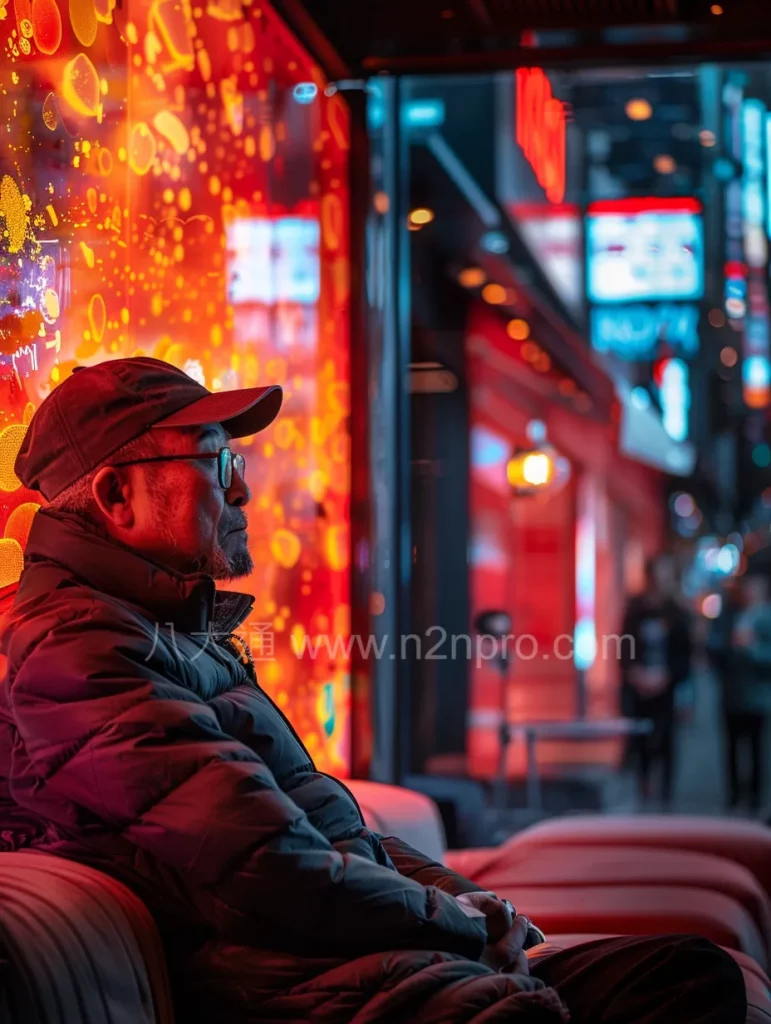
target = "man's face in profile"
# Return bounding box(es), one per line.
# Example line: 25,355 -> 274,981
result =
129,423 -> 254,581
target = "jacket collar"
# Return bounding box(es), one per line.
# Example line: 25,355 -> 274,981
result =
21,509 -> 254,636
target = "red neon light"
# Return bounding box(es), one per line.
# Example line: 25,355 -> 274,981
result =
653,357 -> 671,389
724,260 -> 749,279
587,197 -> 702,216
509,202 -> 580,220
516,68 -> 566,205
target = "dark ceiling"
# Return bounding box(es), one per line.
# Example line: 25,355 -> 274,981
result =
273,0 -> 771,77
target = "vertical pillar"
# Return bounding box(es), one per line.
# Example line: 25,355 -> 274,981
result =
363,78 -> 412,784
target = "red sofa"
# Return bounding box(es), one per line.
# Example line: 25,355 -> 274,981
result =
346,780 -> 771,1022
2,782 -> 770,1022
0,852 -> 174,1023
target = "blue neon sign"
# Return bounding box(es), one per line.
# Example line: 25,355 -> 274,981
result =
591,304 -> 699,360
402,99 -> 445,128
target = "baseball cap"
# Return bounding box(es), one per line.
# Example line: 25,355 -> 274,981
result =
15,357 -> 283,501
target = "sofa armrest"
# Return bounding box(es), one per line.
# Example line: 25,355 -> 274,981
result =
0,851 -> 174,1024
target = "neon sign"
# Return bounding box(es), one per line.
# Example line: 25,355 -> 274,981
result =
591,304 -> 700,360
574,475 -> 597,672
741,98 -> 771,407
515,68 -> 566,204
660,358 -> 691,443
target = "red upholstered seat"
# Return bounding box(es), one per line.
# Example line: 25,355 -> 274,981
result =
447,844 -> 771,955
0,851 -> 174,1023
498,884 -> 767,969
345,781 -> 771,972
506,815 -> 771,901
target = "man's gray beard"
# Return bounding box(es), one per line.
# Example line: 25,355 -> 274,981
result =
205,542 -> 254,581
149,490 -> 253,581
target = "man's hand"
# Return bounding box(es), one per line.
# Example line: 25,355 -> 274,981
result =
456,891 -> 513,943
457,895 -> 569,1021
456,893 -> 528,974
480,912 -> 531,976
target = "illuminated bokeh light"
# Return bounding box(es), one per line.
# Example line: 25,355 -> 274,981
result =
625,98 -> 652,122
481,283 -> 507,305
128,122 -> 157,175
408,207 -> 434,226
506,318 -> 530,341
5,502 -> 40,548
61,52 -> 100,116
31,0 -> 61,54
0,0 -> 352,772
721,346 -> 738,367
69,0 -> 97,46
0,424 -> 28,491
0,539 -> 24,589
88,294 -> 106,343
458,266 -> 486,288
654,154 -> 676,175
0,175 -> 27,253
153,110 -> 190,154
93,0 -> 114,22
42,91 -> 58,129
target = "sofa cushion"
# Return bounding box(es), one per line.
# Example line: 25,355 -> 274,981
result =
508,815 -> 771,900
495,884 -> 768,971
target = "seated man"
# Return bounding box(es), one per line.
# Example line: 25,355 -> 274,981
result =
0,358 -> 745,1023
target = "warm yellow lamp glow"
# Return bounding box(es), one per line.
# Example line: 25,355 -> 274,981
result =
522,452 -> 551,486
482,283 -> 507,305
507,318 -> 530,341
458,267 -> 486,288
625,98 -> 652,122
409,207 -> 434,226
507,449 -> 555,490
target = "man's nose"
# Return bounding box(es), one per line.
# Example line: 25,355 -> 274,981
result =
226,468 -> 251,507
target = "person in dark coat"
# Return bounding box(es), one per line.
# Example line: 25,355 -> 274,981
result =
0,359 -> 745,1023
621,555 -> 693,806
725,573 -> 771,809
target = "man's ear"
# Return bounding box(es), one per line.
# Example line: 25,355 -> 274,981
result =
91,466 -> 135,528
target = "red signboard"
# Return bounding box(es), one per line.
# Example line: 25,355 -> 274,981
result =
515,68 -> 566,205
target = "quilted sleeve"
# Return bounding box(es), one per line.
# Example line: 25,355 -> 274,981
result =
8,609 -> 487,960
378,834 -> 487,897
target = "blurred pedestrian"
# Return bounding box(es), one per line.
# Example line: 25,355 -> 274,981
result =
724,573 -> 771,810
621,555 -> 693,807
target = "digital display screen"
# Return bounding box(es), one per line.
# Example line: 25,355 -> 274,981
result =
227,217 -> 320,305
587,198 -> 704,304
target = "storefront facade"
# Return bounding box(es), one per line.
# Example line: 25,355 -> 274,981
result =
466,300 -> 667,780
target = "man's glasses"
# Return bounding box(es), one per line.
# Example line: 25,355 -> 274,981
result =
111,446 -> 246,490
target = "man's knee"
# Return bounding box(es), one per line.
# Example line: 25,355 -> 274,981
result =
662,936 -> 746,1009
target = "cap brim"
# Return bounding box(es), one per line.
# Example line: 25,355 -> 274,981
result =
152,385 -> 283,438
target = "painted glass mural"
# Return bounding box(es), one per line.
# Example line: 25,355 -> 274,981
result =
0,0 -> 351,771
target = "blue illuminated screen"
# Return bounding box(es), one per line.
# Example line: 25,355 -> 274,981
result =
587,200 -> 704,304
226,217 -> 321,305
